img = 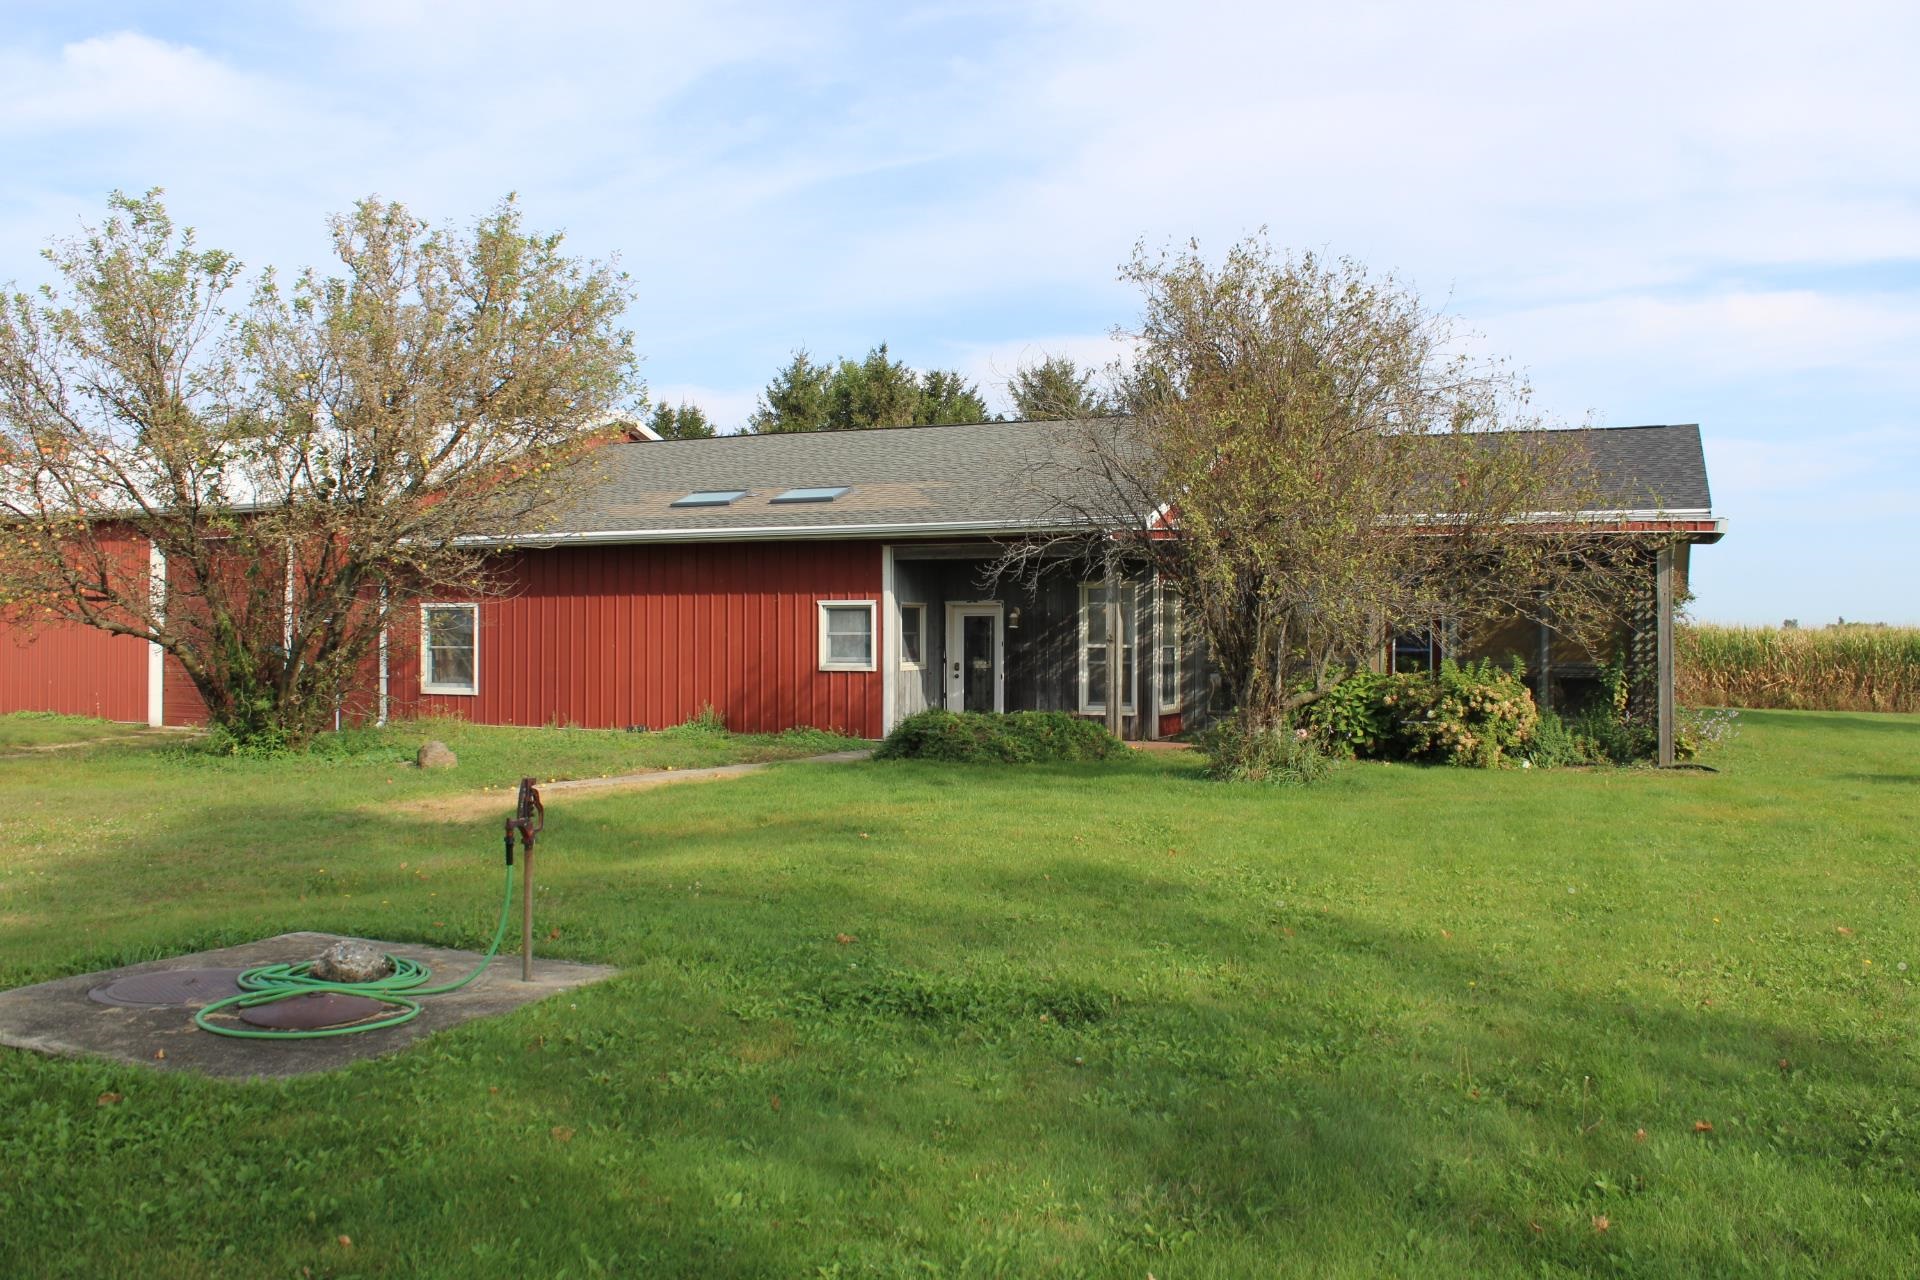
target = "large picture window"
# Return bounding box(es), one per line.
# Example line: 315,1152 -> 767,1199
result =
421,603 -> 479,695
1078,581 -> 1136,714
818,600 -> 877,672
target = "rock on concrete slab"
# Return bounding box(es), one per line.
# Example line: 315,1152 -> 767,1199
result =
310,940 -> 394,983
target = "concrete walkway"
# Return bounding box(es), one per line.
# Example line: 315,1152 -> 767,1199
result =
399,749 -> 873,820
538,749 -> 873,795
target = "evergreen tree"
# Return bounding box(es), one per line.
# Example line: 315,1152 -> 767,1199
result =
1007,355 -> 1116,420
826,344 -> 921,429
747,351 -> 834,433
646,400 -> 717,439
749,343 -> 997,432
917,368 -> 994,424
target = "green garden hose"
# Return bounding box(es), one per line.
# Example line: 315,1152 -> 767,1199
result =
193,860 -> 517,1040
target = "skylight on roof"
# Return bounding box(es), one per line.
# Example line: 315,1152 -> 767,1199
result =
670,489 -> 748,508
769,486 -> 850,504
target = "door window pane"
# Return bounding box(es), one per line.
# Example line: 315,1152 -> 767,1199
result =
961,613 -> 995,711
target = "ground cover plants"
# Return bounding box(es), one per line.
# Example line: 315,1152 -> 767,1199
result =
876,709 -> 1123,763
0,710 -> 1915,1275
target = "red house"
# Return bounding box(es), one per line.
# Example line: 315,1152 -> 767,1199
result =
0,419 -> 1721,743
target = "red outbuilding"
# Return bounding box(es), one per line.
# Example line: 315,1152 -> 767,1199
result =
0,419 -> 1722,744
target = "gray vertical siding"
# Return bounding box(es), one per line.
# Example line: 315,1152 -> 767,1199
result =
886,547 -> 1211,736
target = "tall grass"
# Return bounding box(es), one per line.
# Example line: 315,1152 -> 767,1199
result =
1678,623 -> 1920,712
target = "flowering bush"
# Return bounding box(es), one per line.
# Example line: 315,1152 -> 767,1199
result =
1391,660 -> 1540,767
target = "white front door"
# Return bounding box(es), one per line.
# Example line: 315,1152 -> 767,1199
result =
944,603 -> 1003,713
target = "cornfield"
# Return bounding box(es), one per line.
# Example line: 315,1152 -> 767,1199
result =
1677,624 -> 1920,713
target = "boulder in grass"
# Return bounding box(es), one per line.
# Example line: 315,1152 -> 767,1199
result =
417,740 -> 457,769
312,940 -> 394,984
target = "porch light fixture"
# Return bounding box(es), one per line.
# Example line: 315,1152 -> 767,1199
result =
770,485 -> 850,504
670,489 -> 749,507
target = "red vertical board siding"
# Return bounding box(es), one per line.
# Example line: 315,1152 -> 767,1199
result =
395,541 -> 883,737
163,654 -> 210,726
0,612 -> 148,722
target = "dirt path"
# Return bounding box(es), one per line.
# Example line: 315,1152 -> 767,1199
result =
392,750 -> 873,822
0,727 -> 196,758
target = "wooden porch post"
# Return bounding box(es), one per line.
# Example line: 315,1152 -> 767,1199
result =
1655,545 -> 1676,767
1535,596 -> 1553,716
1104,566 -> 1123,739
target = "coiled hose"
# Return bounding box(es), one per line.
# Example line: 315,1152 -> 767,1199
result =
193,860 -> 516,1040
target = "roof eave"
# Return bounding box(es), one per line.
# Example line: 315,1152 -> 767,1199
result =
455,516 -> 1096,548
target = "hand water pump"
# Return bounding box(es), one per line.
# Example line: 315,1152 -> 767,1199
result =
503,776 -> 544,981
193,775 -> 549,1039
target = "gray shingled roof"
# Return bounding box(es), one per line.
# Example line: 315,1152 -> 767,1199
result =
500,419 -> 1712,543
1554,422 -> 1713,512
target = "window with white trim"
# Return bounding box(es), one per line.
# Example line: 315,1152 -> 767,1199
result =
1157,593 -> 1182,711
421,603 -> 479,695
818,600 -> 876,672
898,602 -> 925,669
1078,581 -> 1136,714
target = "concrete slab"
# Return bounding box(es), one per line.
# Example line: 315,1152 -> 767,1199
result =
0,932 -> 617,1080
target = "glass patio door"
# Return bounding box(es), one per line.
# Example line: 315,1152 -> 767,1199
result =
944,604 -> 1003,713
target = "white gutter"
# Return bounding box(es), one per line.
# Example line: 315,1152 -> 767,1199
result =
147,542 -> 166,727
455,509 -> 1723,549
453,516 -> 1091,548
377,586 -> 390,727
880,544 -> 897,736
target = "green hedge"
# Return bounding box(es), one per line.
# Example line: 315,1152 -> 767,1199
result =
1303,660 -> 1540,768
875,710 -> 1124,764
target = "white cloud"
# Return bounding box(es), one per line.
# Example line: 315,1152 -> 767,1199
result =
0,32 -> 270,131
1478,290 -> 1920,384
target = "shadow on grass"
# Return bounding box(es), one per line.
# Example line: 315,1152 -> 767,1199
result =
6,747 -> 1919,1274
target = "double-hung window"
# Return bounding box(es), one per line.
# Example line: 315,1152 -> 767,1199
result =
1078,581 -> 1136,714
1391,628 -> 1442,674
1156,593 -> 1182,711
818,601 -> 877,672
898,602 -> 925,669
421,603 -> 479,695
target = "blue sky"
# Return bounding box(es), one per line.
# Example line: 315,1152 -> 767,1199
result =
2,1 -> 1915,624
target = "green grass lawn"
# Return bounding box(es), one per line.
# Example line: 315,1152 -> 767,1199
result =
0,711 -> 1915,1277
0,710 -> 166,749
